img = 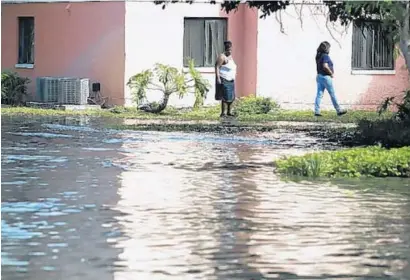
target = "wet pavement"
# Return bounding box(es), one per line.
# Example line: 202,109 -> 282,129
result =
1,116 -> 410,280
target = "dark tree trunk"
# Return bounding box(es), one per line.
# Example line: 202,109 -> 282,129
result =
400,3 -> 410,78
139,93 -> 170,113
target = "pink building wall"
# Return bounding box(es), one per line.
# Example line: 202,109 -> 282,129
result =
355,56 -> 409,109
221,5 -> 258,98
1,2 -> 126,105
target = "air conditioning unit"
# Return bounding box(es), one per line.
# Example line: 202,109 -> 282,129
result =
36,77 -> 90,105
36,77 -> 59,103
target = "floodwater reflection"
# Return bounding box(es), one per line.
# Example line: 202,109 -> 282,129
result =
1,116 -> 410,279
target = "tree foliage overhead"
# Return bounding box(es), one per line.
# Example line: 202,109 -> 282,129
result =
325,1 -> 409,73
325,1 -> 408,39
154,1 -> 291,17
155,0 -> 410,74
155,0 -> 406,31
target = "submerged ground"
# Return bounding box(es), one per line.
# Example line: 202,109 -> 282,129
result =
1,115 -> 410,279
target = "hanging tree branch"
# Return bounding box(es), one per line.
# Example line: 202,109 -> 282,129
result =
293,0 -> 305,30
325,11 -> 343,48
399,2 -> 410,71
275,9 -> 286,34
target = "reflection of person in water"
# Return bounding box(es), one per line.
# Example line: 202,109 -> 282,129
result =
211,145 -> 265,279
215,41 -> 237,118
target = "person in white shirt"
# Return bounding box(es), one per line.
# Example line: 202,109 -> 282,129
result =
215,41 -> 237,117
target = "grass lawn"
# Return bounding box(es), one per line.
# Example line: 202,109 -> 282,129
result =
0,106 -> 390,124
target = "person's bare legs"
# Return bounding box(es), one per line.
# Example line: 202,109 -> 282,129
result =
227,102 -> 234,116
220,102 -> 226,117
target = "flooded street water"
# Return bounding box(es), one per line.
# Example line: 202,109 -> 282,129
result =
2,116 -> 410,280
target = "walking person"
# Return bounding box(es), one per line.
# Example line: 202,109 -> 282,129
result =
315,41 -> 347,116
215,40 -> 237,117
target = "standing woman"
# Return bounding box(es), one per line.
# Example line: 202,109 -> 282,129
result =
215,41 -> 237,117
315,41 -> 347,116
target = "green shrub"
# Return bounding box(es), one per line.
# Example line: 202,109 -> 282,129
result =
355,118 -> 410,147
235,95 -> 279,115
321,90 -> 410,148
276,146 -> 410,178
344,91 -> 410,148
378,89 -> 410,121
1,71 -> 30,105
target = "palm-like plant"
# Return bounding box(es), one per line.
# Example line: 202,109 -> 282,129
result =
186,59 -> 209,109
127,59 -> 210,113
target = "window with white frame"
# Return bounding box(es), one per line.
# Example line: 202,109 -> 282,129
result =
18,17 -> 35,65
351,21 -> 394,71
183,18 -> 227,67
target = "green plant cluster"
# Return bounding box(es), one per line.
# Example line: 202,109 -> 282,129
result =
379,89 -> 410,121
348,90 -> 410,147
1,71 -> 31,106
126,60 -> 210,113
276,146 -> 410,178
234,95 -> 279,115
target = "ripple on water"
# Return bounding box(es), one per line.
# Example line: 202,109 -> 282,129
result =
1,221 -> 43,240
41,123 -> 98,132
102,138 -> 144,144
59,192 -> 78,196
1,202 -> 55,213
35,212 -> 67,217
10,132 -> 73,138
1,256 -> 29,267
28,252 -> 46,256
82,147 -> 114,151
42,266 -> 56,271
47,243 -> 68,248
1,147 -> 38,151
4,155 -> 68,163
1,181 -> 28,185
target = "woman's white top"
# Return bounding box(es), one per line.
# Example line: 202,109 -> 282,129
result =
219,55 -> 237,81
